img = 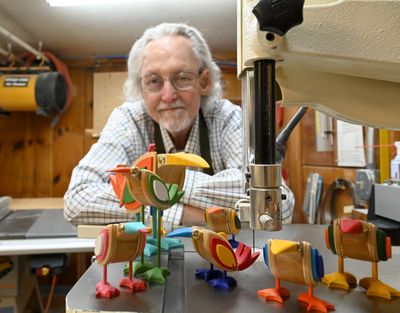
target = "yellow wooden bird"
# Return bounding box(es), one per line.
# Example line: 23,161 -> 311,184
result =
323,218 -> 400,299
205,206 -> 241,247
258,239 -> 334,313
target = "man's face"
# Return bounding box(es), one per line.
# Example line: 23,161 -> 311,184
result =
140,35 -> 211,135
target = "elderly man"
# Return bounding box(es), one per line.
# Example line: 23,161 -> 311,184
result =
64,22 -> 293,227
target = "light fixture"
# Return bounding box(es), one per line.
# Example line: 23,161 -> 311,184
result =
46,0 -> 135,7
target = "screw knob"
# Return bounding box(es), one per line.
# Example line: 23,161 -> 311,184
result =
252,0 -> 305,36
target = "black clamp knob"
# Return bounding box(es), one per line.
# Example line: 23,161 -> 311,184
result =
252,0 -> 305,36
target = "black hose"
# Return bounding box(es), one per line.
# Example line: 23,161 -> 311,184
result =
276,106 -> 308,163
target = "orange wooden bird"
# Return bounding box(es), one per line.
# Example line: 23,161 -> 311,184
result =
108,149 -> 209,213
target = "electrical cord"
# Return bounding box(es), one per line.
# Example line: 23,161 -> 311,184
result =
44,274 -> 57,313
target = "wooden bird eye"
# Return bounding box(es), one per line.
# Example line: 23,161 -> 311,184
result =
193,229 -> 200,240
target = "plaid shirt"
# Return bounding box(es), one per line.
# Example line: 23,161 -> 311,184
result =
65,99 -> 243,225
64,99 -> 295,226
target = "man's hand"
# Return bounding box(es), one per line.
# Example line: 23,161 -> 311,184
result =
181,204 -> 206,226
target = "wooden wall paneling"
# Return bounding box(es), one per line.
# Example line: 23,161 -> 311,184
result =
0,112 -> 27,196
0,112 -> 54,197
51,68 -> 93,197
221,69 -> 241,104
23,113 -> 54,196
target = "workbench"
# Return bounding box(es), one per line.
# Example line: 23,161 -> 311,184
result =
0,198 -> 95,312
66,224 -> 400,313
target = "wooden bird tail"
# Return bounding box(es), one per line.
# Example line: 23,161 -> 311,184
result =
236,242 -> 260,271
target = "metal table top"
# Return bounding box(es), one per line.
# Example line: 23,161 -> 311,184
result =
66,224 -> 400,313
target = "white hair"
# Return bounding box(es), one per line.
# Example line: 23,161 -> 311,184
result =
124,23 -> 223,104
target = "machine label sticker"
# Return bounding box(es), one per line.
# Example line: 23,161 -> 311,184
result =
4,77 -> 30,87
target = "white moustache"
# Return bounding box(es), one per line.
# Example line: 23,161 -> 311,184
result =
157,102 -> 186,112
157,106 -> 185,112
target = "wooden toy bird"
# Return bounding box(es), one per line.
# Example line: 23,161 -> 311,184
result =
109,148 -> 209,213
108,149 -> 209,284
205,206 -> 241,248
168,226 -> 259,291
94,222 -> 147,298
323,218 -> 400,299
109,148 -> 209,252
258,239 -> 334,313
112,165 -> 185,209
192,206 -> 242,281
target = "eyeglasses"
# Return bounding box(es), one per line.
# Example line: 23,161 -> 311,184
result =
139,72 -> 200,93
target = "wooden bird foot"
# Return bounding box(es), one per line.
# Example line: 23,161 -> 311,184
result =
143,243 -> 158,256
95,281 -> 120,298
195,268 -> 223,281
141,266 -> 171,284
322,271 -> 357,290
257,287 -> 290,303
298,292 -> 335,313
132,260 -> 154,274
359,277 -> 400,299
119,277 -> 147,293
208,276 -> 237,291
147,237 -> 184,251
228,238 -> 240,249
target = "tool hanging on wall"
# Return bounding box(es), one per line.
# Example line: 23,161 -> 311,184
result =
0,71 -> 67,115
0,25 -> 73,120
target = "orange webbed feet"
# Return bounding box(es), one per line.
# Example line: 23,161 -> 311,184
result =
258,287 -> 290,303
297,291 -> 335,313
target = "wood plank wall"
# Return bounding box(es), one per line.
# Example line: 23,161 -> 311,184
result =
0,62 -> 95,197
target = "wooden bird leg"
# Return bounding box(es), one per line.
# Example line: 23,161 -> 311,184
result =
120,260 -> 147,292
322,256 -> 357,289
297,286 -> 334,312
359,261 -> 400,299
152,207 -> 157,239
128,260 -> 133,280
371,261 -> 378,280
96,265 -> 120,298
157,207 -> 161,267
141,205 -> 145,264
103,265 -> 107,284
338,256 -> 344,273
